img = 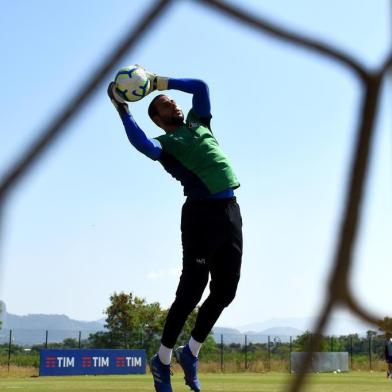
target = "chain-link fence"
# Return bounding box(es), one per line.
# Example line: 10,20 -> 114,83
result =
0,1 -> 391,390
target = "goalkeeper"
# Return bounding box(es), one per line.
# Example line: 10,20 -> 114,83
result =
108,67 -> 243,392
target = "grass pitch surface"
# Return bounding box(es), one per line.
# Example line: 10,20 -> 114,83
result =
0,372 -> 390,391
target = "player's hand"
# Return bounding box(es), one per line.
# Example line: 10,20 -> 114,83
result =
136,64 -> 169,92
136,64 -> 157,94
107,82 -> 130,116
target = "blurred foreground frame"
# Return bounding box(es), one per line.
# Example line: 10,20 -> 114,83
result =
0,0 -> 391,390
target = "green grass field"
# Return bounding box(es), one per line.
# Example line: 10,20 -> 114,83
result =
0,372 -> 391,392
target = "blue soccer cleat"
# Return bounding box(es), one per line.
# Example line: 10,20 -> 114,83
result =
149,354 -> 173,392
174,344 -> 201,392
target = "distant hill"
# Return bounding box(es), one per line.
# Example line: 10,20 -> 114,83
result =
257,327 -> 303,336
238,316 -> 375,336
0,301 -> 6,326
0,304 -> 105,346
4,313 -> 104,331
0,302 -> 376,347
246,327 -> 303,343
212,326 -> 303,344
213,327 -> 241,336
212,327 -> 243,344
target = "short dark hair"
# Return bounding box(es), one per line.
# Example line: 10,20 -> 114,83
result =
148,94 -> 165,122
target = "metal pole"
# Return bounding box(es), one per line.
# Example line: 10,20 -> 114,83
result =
78,331 -> 81,349
289,336 -> 292,374
368,335 -> 372,371
244,334 -> 248,370
220,334 -> 224,372
267,335 -> 271,371
350,336 -> 353,370
45,330 -> 48,349
7,330 -> 12,373
309,334 -> 314,372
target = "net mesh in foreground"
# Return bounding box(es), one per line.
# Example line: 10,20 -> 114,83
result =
0,1 -> 391,390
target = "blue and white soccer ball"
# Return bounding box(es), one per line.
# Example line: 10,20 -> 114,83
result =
114,65 -> 150,102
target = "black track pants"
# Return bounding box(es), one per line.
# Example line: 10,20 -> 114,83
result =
161,197 -> 243,348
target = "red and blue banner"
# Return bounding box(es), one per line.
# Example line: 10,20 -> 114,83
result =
39,349 -> 146,376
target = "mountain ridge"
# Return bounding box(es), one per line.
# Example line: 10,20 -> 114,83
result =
235,315 -> 375,336
0,301 -> 377,346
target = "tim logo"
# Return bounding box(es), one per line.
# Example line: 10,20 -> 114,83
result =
116,356 -> 142,367
45,356 -> 75,368
116,357 -> 126,367
45,356 -> 56,368
82,357 -> 92,368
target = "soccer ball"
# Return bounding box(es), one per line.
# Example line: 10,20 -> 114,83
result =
114,65 -> 150,102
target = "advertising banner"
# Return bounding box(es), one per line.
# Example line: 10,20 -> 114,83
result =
39,349 -> 146,376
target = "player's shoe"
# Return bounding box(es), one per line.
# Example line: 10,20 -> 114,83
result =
149,354 -> 173,392
174,344 -> 201,392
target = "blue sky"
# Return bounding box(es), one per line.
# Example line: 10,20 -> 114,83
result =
0,0 -> 391,331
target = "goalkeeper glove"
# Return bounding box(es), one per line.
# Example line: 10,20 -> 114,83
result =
107,82 -> 130,117
136,64 -> 169,92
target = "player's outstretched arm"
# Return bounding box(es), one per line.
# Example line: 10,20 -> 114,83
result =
164,78 -> 212,128
167,78 -> 211,119
136,66 -> 211,118
107,82 -> 161,160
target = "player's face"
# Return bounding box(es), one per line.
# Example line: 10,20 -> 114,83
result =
155,95 -> 184,127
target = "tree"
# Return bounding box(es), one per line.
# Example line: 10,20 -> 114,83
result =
199,335 -> 219,359
293,331 -> 329,352
379,317 -> 392,336
87,331 -> 113,349
62,338 -> 80,348
366,329 -> 378,339
88,292 -> 206,357
91,292 -> 166,351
